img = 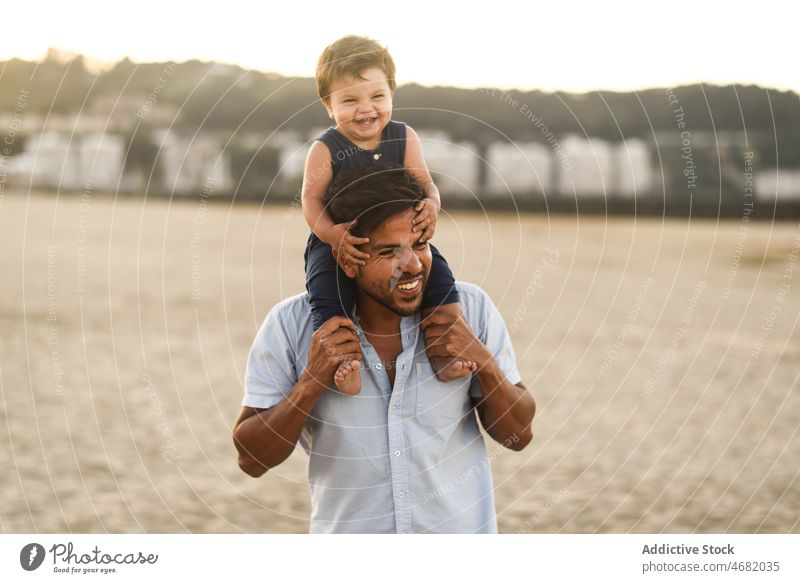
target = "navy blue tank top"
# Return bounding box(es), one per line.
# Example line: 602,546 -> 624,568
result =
316,120 -> 407,178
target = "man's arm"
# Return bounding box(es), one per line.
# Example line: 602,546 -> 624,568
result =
422,311 -> 535,451
233,377 -> 326,477
233,316 -> 362,477
471,376 -> 535,452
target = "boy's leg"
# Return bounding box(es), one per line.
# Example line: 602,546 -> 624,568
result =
305,234 -> 356,329
421,244 -> 475,381
305,234 -> 362,395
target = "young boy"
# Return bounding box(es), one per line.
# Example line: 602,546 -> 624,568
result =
302,35 -> 474,395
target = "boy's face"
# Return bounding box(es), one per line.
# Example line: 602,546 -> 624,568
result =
323,67 -> 393,147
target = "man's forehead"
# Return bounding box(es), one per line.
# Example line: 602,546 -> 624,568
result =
367,209 -> 418,248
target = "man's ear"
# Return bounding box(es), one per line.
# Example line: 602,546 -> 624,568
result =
331,247 -> 358,279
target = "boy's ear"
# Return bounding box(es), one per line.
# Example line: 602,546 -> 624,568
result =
320,98 -> 334,119
331,247 -> 358,279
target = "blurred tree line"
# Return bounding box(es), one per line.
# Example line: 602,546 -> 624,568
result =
2,53 -> 799,168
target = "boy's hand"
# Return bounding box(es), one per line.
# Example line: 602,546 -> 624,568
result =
412,199 -> 439,242
326,221 -> 370,268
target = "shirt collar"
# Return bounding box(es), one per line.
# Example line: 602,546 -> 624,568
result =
351,304 -> 421,349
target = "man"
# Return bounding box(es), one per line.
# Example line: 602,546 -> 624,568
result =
233,166 -> 535,533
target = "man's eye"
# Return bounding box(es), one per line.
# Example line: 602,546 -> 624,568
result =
414,242 -> 429,250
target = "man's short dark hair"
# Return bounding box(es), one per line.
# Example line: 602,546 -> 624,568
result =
324,166 -> 425,238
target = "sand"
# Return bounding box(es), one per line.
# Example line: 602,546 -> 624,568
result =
1,191 -> 798,533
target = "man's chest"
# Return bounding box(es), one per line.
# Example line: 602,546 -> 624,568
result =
363,334 -> 403,386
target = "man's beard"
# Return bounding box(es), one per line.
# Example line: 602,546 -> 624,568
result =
360,270 -> 427,317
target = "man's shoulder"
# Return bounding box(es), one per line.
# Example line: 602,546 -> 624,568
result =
262,292 -> 313,339
454,282 -> 499,329
262,283 -> 496,337
455,281 -> 493,310
455,280 -> 487,297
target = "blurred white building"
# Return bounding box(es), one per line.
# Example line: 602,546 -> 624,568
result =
79,133 -> 125,191
156,130 -> 232,195
755,169 -> 800,201
557,135 -> 615,197
275,131 -> 310,187
417,131 -> 479,199
8,131 -> 81,189
614,138 -> 652,198
485,142 -> 553,196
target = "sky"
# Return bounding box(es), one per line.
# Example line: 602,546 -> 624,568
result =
3,0 -> 797,93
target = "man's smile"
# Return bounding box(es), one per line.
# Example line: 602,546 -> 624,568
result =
397,279 -> 420,291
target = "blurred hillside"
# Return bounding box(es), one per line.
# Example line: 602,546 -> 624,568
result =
1,51 -> 799,216
3,52 -> 799,152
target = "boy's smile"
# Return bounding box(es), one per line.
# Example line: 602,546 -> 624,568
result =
324,67 -> 393,150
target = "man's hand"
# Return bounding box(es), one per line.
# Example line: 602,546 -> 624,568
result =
323,221 -> 370,269
234,316 -> 361,476
423,309 -> 534,450
421,311 -> 491,370
302,316 -> 362,390
412,198 -> 439,243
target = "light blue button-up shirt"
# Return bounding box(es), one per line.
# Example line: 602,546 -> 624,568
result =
242,282 -> 521,533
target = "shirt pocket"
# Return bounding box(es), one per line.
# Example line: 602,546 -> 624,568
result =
414,363 -> 472,428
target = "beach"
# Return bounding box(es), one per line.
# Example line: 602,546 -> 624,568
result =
1,191 -> 798,533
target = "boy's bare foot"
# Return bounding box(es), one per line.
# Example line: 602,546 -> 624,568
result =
430,357 -> 477,382
334,358 -> 362,395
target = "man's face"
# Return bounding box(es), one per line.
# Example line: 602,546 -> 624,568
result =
353,208 -> 433,317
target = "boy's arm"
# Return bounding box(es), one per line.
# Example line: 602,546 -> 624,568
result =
301,141 -> 336,242
301,141 -> 370,266
404,125 -> 441,211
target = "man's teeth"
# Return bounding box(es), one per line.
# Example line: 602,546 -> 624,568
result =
398,280 -> 420,291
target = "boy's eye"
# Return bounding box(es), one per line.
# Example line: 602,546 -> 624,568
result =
373,94 -> 384,99
344,99 -> 356,104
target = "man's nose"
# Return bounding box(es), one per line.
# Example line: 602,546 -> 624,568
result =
397,246 -> 422,271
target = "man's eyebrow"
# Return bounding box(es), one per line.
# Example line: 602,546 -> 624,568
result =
371,242 -> 399,251
371,234 -> 426,251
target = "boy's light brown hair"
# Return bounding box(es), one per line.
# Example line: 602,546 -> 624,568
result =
316,36 -> 396,102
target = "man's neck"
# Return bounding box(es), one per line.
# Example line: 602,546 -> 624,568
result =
354,289 -> 403,336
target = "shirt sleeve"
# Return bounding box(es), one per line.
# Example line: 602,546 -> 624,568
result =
468,289 -> 522,397
242,305 -> 299,409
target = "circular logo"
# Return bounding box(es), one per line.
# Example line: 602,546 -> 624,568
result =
20,543 -> 46,571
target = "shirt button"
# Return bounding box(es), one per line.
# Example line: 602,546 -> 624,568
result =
398,491 -> 405,498
376,363 -> 382,370
391,406 -> 397,413
394,450 -> 401,457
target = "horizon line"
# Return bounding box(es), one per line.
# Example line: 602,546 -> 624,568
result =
3,48 -> 799,97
